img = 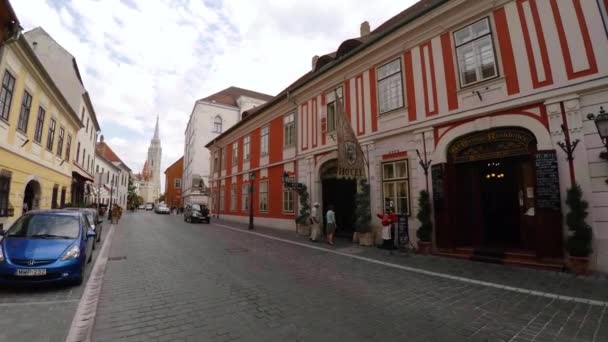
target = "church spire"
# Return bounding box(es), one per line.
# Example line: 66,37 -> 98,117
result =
152,115 -> 160,142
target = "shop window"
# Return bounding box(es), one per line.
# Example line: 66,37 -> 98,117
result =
454,17 -> 498,87
0,70 -> 15,122
0,171 -> 11,217
325,87 -> 343,133
242,184 -> 249,211
259,181 -> 268,212
261,126 -> 269,156
377,58 -> 404,114
282,186 -> 294,213
283,113 -> 295,148
382,160 -> 410,215
230,186 -> 237,211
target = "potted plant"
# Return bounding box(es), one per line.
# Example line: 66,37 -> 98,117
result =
295,185 -> 311,236
354,179 -> 373,246
416,190 -> 432,255
565,184 -> 593,275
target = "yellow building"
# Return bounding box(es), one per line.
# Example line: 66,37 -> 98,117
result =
0,32 -> 82,229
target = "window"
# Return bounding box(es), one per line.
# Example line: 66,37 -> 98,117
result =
454,17 -> 497,87
382,160 -> 410,215
56,127 -> 65,157
261,126 -> 269,156
46,118 -> 56,151
175,178 -> 182,188
283,113 -> 295,147
282,186 -> 294,213
80,108 -> 85,123
242,184 -> 249,211
65,135 -> 71,162
600,0 -> 608,37
213,152 -> 219,172
87,155 -> 90,172
219,186 -> 225,211
213,115 -> 222,133
76,142 -> 80,163
51,185 -> 59,209
0,171 -> 10,217
96,165 -> 99,173
325,87 -> 343,133
17,91 -> 33,133
221,147 -> 226,169
259,181 -> 268,212
230,186 -> 237,211
86,118 -> 89,134
33,107 -> 45,143
232,142 -> 238,164
83,148 -> 86,166
243,136 -> 250,161
0,71 -> 15,121
377,59 -> 404,114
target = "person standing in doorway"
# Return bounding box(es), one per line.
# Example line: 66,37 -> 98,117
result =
310,202 -> 321,242
326,205 -> 336,246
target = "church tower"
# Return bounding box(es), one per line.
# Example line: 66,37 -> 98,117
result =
147,115 -> 162,202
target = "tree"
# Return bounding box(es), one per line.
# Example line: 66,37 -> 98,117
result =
157,193 -> 165,203
127,178 -> 141,209
354,178 -> 371,233
565,184 -> 593,257
416,190 -> 432,242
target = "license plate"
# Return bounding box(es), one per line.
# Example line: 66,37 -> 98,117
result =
15,269 -> 47,276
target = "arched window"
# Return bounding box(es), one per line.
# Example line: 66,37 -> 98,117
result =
213,116 -> 222,133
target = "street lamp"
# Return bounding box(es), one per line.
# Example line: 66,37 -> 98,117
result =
588,106 -> 608,159
248,171 -> 255,230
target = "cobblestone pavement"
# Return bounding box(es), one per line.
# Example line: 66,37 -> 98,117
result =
0,219 -> 109,342
93,213 -> 608,342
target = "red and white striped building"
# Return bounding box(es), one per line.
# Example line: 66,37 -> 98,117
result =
207,0 -> 608,271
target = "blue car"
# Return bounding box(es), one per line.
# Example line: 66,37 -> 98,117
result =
0,210 -> 96,286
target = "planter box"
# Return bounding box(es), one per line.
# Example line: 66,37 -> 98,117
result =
417,241 -> 432,255
568,256 -> 590,276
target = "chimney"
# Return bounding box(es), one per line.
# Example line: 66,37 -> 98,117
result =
100,135 -> 104,143
360,21 -> 370,37
311,55 -> 319,70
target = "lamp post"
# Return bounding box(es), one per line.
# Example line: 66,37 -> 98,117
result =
248,171 -> 255,230
588,106 -> 608,184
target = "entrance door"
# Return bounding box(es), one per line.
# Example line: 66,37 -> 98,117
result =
322,178 -> 356,237
24,180 -> 41,213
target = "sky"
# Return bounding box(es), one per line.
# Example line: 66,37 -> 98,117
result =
12,0 -> 416,191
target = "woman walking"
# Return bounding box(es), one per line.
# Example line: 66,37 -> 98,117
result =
326,205 -> 336,246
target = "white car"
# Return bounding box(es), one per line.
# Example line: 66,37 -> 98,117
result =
145,203 -> 153,210
154,205 -> 170,214
138,204 -> 145,209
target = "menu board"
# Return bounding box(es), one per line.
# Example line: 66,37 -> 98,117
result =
535,151 -> 561,210
431,164 -> 444,210
396,214 -> 409,248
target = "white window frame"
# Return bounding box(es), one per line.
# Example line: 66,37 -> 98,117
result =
325,87 -> 343,133
174,178 -> 181,188
243,135 -> 250,161
241,184 -> 249,211
283,113 -> 295,148
259,181 -> 268,212
213,115 -> 222,133
454,17 -> 498,87
230,186 -> 237,211
232,142 -> 238,164
282,186 -> 294,213
261,126 -> 269,156
376,58 -> 404,114
381,159 -> 410,215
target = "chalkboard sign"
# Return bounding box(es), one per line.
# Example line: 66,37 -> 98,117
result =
535,151 -> 561,210
431,164 -> 444,210
395,214 -> 409,248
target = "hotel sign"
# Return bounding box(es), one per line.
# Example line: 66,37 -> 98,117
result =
448,128 -> 536,163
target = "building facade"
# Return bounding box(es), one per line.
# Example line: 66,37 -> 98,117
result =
164,156 -> 183,209
207,0 -> 608,271
182,87 -> 272,206
0,31 -> 82,228
138,116 -> 162,204
95,136 -> 131,208
24,27 -> 101,206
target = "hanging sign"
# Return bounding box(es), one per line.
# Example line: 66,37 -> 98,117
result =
335,92 -> 366,179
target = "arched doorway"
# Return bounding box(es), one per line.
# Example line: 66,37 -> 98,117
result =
23,180 -> 41,213
320,159 -> 357,237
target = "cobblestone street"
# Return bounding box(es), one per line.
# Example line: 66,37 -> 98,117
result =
92,212 -> 608,342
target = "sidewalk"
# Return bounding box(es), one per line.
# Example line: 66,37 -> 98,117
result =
211,218 -> 608,303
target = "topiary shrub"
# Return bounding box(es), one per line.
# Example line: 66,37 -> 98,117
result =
355,178 -> 371,233
565,184 -> 593,257
416,190 -> 432,242
295,184 -> 310,225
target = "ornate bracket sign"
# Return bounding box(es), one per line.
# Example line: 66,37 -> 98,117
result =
282,172 -> 304,193
448,127 -> 536,163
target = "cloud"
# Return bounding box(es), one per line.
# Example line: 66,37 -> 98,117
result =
11,0 -> 417,191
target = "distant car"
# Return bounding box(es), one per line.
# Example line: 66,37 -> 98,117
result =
0,210 -> 96,286
64,208 -> 103,249
154,205 -> 170,214
138,204 -> 145,210
145,203 -> 153,211
184,204 -> 210,223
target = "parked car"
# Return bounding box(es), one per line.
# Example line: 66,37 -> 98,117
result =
138,204 -> 145,210
184,204 -> 210,223
64,208 -> 103,250
0,210 -> 96,286
154,204 -> 170,214
145,203 -> 154,211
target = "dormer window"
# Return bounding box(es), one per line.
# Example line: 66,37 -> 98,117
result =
213,115 -> 222,133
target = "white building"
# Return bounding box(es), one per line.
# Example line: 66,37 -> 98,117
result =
94,135 -> 131,208
182,87 -> 272,205
24,27 -> 101,205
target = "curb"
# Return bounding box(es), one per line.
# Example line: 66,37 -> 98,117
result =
65,223 -> 116,342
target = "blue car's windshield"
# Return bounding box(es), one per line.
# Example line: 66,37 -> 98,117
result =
7,214 -> 80,239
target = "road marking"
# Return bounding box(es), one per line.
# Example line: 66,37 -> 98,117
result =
214,223 -> 608,307
66,223 -> 116,342
0,299 -> 79,307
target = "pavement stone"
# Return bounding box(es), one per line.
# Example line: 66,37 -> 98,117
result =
91,212 -> 608,341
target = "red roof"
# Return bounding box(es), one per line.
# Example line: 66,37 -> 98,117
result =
96,141 -> 131,171
199,86 -> 274,107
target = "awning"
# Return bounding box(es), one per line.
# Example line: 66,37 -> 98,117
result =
72,163 -> 94,182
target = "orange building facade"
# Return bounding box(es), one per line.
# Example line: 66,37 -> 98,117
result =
164,157 -> 183,209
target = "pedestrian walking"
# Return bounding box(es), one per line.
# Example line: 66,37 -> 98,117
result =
326,205 -> 336,246
310,202 -> 321,242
